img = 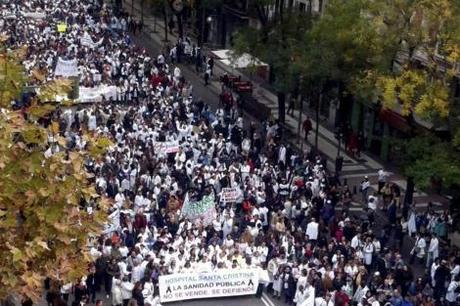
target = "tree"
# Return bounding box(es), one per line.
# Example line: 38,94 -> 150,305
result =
147,0 -> 171,41
233,0 -> 314,124
391,135 -> 460,194
367,0 -> 460,123
0,48 -> 110,301
358,0 -> 460,193
190,0 -> 222,46
293,0 -> 391,150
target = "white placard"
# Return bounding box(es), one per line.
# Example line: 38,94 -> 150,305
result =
78,85 -> 118,103
220,187 -> 239,203
81,32 -> 104,49
152,141 -> 180,154
54,58 -> 79,77
159,269 -> 259,303
22,11 -> 46,19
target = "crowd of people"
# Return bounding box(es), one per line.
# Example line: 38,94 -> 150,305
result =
2,0 -> 460,306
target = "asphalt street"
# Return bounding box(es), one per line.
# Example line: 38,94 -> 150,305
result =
121,6 -> 431,306
129,26 -> 427,275
124,29 -> 286,306
166,296 -> 270,306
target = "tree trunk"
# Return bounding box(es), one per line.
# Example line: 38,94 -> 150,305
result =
279,0 -> 285,22
315,91 -> 322,152
277,91 -> 286,124
274,0 -> 280,21
153,12 -> 158,32
177,12 -> 184,38
307,0 -> 312,16
220,9 -> 226,47
199,6 -> 205,46
297,95 -> 303,148
403,176 -> 415,219
163,6 -> 169,42
404,176 -> 415,205
131,0 -> 134,15
140,0 -> 144,23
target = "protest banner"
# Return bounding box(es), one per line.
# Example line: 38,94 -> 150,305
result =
54,58 -> 78,77
152,141 -> 180,155
22,12 -> 46,19
159,269 -> 259,303
220,187 -> 239,203
80,32 -> 95,48
181,193 -> 216,226
77,85 -> 118,103
80,32 -> 104,49
101,209 -> 120,235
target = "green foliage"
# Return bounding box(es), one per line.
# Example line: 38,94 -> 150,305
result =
234,2 -> 313,94
394,135 -> 460,190
234,0 -> 460,192
0,49 -> 26,108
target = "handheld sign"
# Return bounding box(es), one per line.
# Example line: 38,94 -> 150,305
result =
57,23 -> 67,33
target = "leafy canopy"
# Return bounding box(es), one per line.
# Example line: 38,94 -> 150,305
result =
0,49 -> 111,300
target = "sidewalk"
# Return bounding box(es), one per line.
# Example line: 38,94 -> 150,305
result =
123,0 -> 454,244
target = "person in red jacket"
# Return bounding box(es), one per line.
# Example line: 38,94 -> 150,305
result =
133,209 -> 147,232
334,288 -> 350,306
242,199 -> 253,215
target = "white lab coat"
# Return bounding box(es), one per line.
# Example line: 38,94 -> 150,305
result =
306,221 -> 319,240
428,237 -> 439,260
363,243 -> 374,265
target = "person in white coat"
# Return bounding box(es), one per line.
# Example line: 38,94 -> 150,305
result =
293,285 -> 310,306
306,218 -> 319,241
426,234 -> 439,269
278,144 -> 286,168
351,233 -> 362,250
363,237 -> 374,270
121,277 -> 134,305
112,278 -> 123,306
314,292 -> 334,306
446,275 -> 460,305
272,266 -> 283,298
410,233 -> 426,264
222,215 -> 233,238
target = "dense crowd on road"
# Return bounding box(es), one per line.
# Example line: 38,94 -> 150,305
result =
1,0 -> 460,306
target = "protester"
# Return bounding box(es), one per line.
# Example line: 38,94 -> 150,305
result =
2,1 -> 459,306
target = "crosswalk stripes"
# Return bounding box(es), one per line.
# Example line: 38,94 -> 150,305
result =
335,201 -> 445,214
336,172 -> 446,214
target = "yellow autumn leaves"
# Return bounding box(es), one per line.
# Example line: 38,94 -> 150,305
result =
377,70 -> 450,120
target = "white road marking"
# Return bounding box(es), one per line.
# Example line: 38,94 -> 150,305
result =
261,296 -> 271,306
262,293 -> 276,306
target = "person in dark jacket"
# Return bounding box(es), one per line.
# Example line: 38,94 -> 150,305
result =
434,260 -> 451,301
132,281 -> 145,306
86,266 -> 98,303
95,253 -> 108,291
105,258 -> 120,298
281,267 -> 296,304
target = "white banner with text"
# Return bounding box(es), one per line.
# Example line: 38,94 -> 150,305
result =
158,269 -> 259,303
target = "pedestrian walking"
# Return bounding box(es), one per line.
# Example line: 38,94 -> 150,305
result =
207,56 -> 214,75
204,65 -> 211,86
302,117 -> 312,141
287,96 -> 295,115
410,233 -> 426,264
360,175 -> 371,203
377,168 -> 388,193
